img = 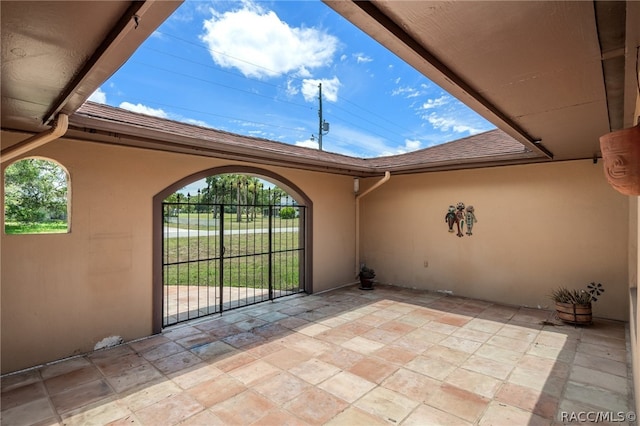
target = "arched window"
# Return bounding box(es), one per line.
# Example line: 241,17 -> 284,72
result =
4,157 -> 70,234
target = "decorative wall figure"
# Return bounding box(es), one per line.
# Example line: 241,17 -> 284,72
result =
465,205 -> 477,236
444,202 -> 477,237
445,205 -> 456,233
455,202 -> 465,237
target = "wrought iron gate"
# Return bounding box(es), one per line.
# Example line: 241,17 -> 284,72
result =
162,179 -> 306,327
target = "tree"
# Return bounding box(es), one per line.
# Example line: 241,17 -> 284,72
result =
4,158 -> 68,223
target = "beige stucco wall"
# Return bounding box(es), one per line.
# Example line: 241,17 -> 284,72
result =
1,135 -> 358,374
629,195 -> 639,414
359,160 -> 630,321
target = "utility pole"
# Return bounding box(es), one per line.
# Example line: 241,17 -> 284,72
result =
316,83 -> 329,151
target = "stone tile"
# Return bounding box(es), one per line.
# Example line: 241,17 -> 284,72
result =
348,357 -> 399,384
296,323 -> 332,337
92,351 -> 148,377
354,387 -> 419,424
378,319 -> 416,335
178,409 -> 226,426
573,352 -> 628,377
340,336 -> 385,355
162,325 -> 202,342
139,341 -> 184,362
576,342 -> 627,363
227,360 -> 280,386
279,334 -> 331,356
435,313 -> 472,327
0,398 -> 55,426
361,327 -> 402,344
325,407 -> 388,425
475,343 -> 523,364
373,345 -> 417,365
134,392 -> 203,425
508,366 -> 566,397
517,354 -> 570,378
486,335 -> 532,353
405,355 -> 457,380
40,357 -> 92,380
150,350 -> 203,375
187,375 -> 246,408
382,367 -> 441,403
50,379 -> 113,414
569,365 -> 628,394
1,381 -> 48,410
0,369 -> 42,393
285,388 -> 349,424
128,335 -> 171,353
104,363 -> 164,394
252,372 -> 311,405
402,404 -> 473,426
426,383 -> 490,423
422,321 -> 459,335
461,354 -> 515,380
167,363 -> 223,390
248,409 -> 309,426
234,317 -> 268,332
61,398 -> 131,426
495,382 -> 559,419
463,318 -> 504,334
222,331 -> 266,349
289,358 -> 340,385
262,348 -> 312,370
439,336 -> 483,354
423,345 -> 471,366
527,341 -> 576,362
496,324 -> 539,342
212,352 -> 256,372
319,371 -> 376,403
251,322 -> 289,340
451,327 -> 493,343
210,390 -> 275,425
478,401 -> 549,426
563,381 -> 629,412
318,347 -> 365,370
119,378 -> 182,412
175,333 -> 216,350
445,368 -> 502,398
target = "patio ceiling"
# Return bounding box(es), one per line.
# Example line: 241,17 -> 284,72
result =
0,0 -> 181,134
1,1 -> 639,172
324,1 -> 640,162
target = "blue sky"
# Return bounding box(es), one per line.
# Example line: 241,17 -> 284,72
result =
89,0 -> 495,158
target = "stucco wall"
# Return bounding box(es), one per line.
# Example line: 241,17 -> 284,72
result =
359,160 -> 629,321
1,135 -> 357,373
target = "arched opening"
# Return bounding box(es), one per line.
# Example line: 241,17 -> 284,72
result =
3,157 -> 70,234
152,166 -> 313,331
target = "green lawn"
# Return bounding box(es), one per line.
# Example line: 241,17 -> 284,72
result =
164,232 -> 301,290
4,221 -> 68,234
164,212 -> 299,231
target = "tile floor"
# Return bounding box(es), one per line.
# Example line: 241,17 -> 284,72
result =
1,284 -> 635,425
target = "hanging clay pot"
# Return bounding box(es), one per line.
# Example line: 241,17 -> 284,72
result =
599,123 -> 640,196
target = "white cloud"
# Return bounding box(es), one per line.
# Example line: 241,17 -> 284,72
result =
182,118 -> 210,128
119,102 -> 168,118
301,77 -> 341,102
405,139 -> 422,150
200,2 -> 338,79
422,96 -> 449,110
340,54 -> 347,62
295,138 -> 319,149
354,53 -> 372,64
88,88 -> 107,104
425,112 -> 481,134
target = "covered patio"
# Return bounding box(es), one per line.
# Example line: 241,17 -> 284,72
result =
1,285 -> 633,425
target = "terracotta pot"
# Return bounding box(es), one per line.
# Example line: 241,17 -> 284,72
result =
599,123 -> 640,196
555,302 -> 592,325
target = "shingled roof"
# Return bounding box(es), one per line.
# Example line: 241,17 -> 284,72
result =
68,102 -> 547,176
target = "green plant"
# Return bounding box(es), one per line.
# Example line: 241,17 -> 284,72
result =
550,282 -> 604,304
359,265 -> 376,279
279,206 -> 296,219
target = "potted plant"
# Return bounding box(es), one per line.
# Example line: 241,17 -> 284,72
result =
550,282 -> 604,325
359,265 -> 376,290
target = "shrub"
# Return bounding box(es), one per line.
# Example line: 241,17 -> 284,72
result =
279,206 -> 296,219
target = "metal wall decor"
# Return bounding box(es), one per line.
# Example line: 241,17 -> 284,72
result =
445,202 -> 477,237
